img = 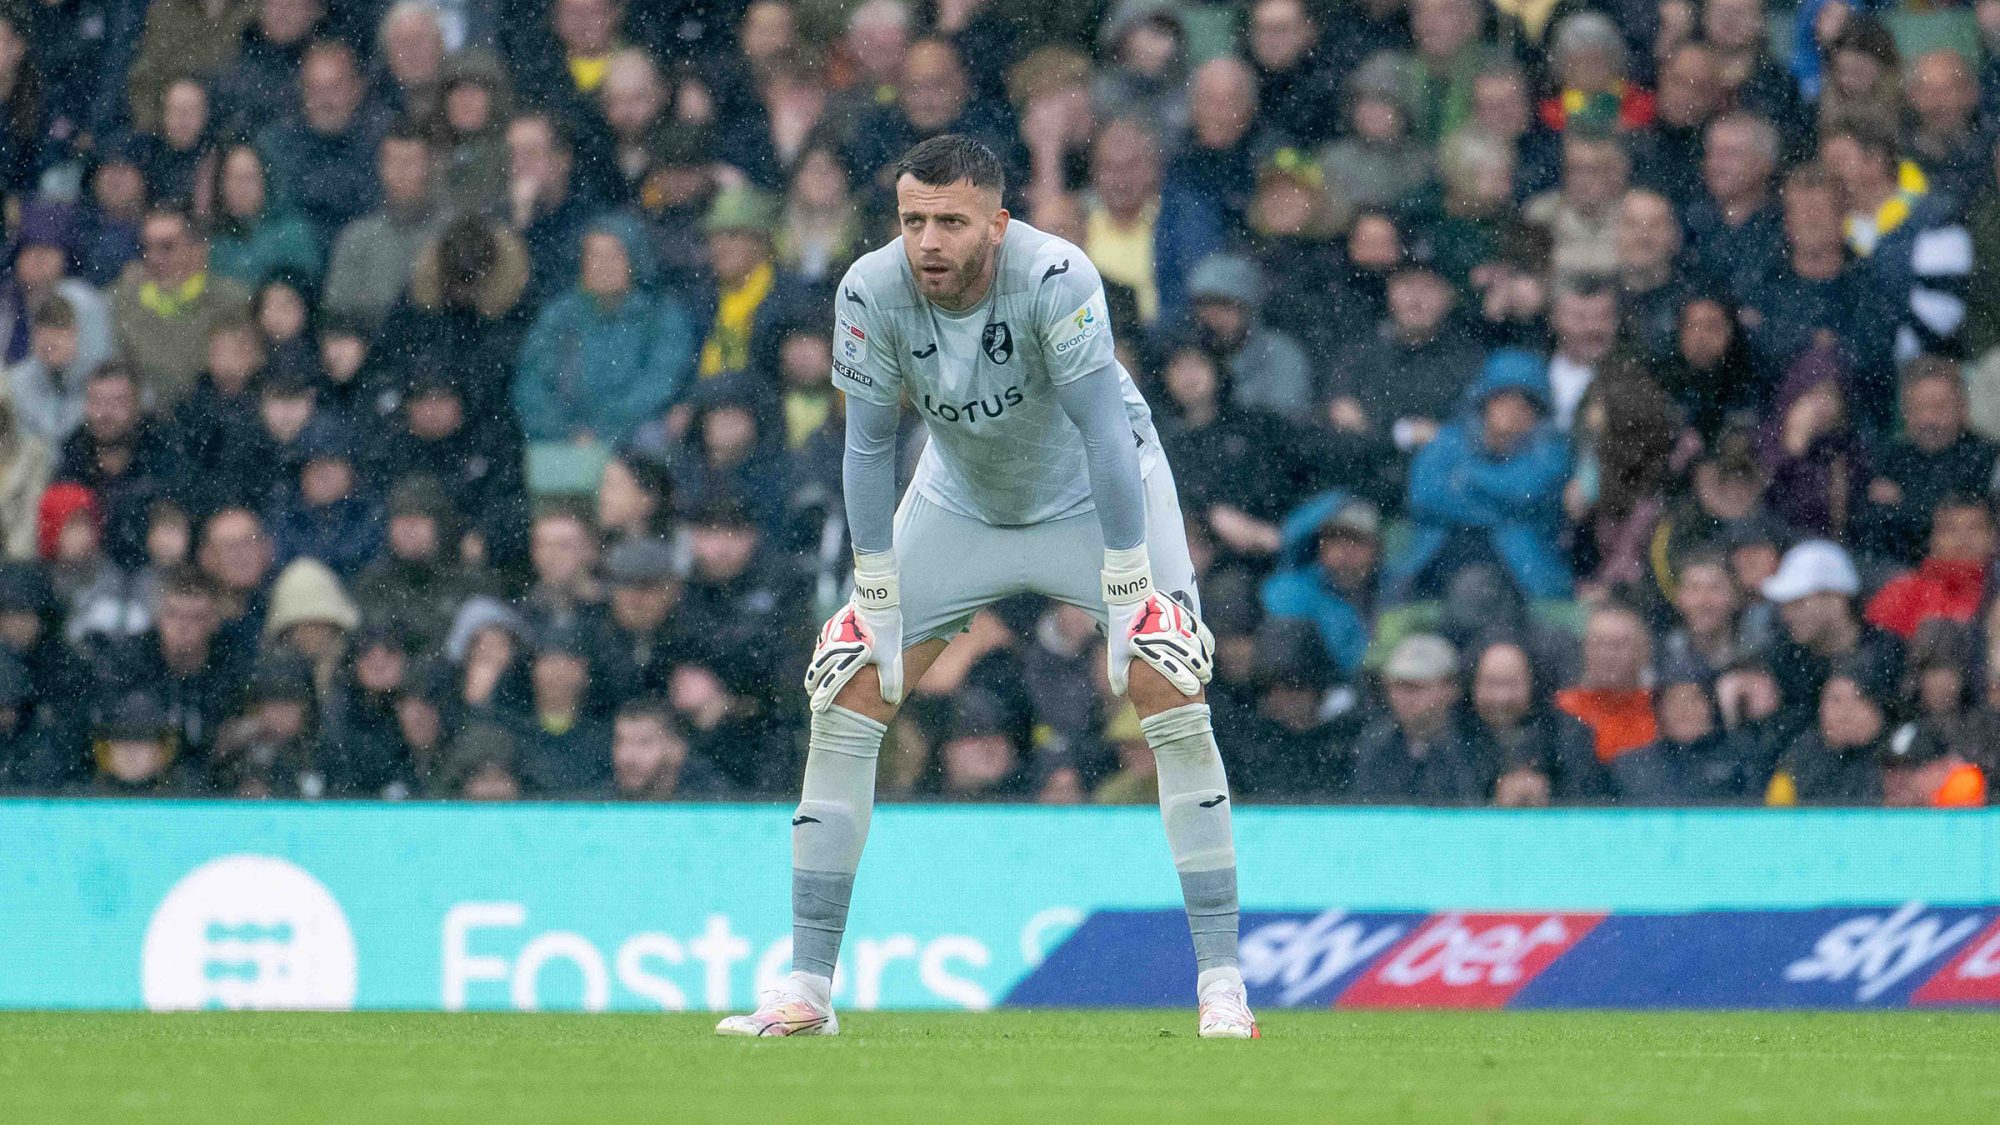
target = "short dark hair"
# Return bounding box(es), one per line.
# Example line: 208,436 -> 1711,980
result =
615,697 -> 683,736
895,134 -> 1004,195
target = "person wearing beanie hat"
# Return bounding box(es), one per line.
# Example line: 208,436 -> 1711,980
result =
1262,493 -> 1383,682
692,184 -> 804,382
518,619 -> 612,796
212,651 -> 325,799
267,411 -> 384,581
87,689 -> 188,796
597,536 -> 690,702
1766,652 -> 1904,805
351,474 -> 492,654
442,720 -> 524,800
1184,251 -> 1313,422
263,557 -> 360,696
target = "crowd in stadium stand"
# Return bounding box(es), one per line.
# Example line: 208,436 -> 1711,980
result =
1,0 -> 1999,807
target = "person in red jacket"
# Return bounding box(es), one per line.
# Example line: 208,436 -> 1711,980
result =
1865,495 -> 1995,639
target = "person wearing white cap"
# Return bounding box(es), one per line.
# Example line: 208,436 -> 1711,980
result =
1761,539 -> 1907,748
1349,634 -> 1486,803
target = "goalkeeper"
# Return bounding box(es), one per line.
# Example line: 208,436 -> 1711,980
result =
717,135 -> 1255,1040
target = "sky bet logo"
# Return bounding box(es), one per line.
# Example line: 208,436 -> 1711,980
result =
923,386 -> 1024,424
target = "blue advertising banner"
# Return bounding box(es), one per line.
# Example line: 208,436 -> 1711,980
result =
2,801 -> 1996,1011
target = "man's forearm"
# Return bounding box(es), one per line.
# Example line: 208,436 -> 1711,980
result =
842,396 -> 902,556
1053,365 -> 1145,551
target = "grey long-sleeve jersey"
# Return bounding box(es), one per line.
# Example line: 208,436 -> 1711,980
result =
832,221 -> 1162,555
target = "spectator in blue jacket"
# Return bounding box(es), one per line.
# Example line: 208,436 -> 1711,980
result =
1389,348 -> 1574,603
1084,117 -> 1225,328
1261,492 -> 1381,680
514,215 -> 696,447
266,412 -> 382,580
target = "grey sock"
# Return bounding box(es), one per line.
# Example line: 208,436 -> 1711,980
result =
790,705 -> 886,979
1141,703 -> 1240,973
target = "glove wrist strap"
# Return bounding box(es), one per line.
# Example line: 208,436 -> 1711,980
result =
1101,545 -> 1154,607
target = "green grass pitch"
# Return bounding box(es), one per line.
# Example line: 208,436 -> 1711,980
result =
4,1010 -> 2000,1123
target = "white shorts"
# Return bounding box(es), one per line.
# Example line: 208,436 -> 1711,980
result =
892,464 -> 1200,647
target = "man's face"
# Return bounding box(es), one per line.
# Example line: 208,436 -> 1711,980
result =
1387,676 -> 1456,730
1703,0 -> 1764,51
356,643 -> 406,693
15,244 -> 66,291
301,458 -> 354,507
1387,271 -> 1453,338
156,591 -> 217,658
1316,532 -> 1378,592
531,517 -> 593,587
581,231 -> 632,296
1674,562 -> 1738,635
1704,122 -> 1772,204
613,715 -> 686,791
1658,682 -> 1715,743
611,581 -> 677,631
941,734 -> 1016,793
900,42 -> 968,133
1562,140 -> 1628,209
1782,182 -> 1844,251
1249,0 -> 1315,70
1657,46 -> 1718,126
601,65 -> 662,139
104,739 -> 169,784
84,376 -> 139,442
1192,297 -> 1248,345
1819,676 -> 1882,748
741,1 -> 796,63
1554,292 -> 1618,364
261,0 -> 322,42
532,651 -> 588,704
1472,645 -> 1534,729
897,174 -> 1006,309
162,82 -> 208,149
1481,391 -> 1538,454
1412,0 -> 1476,60
32,322 -> 78,369
1903,375 -> 1966,453
1617,192 -> 1679,273
301,51 -> 362,134
259,391 -> 313,443
207,329 -> 262,389
141,216 -> 191,285
407,391 -> 463,439
1779,591 -> 1850,649
1582,610 -> 1649,690
1091,123 -> 1160,219
555,0 -> 619,53
506,118 -> 564,190
689,523 -> 758,580
1191,61 -> 1256,150
384,9 -> 444,83
380,137 -> 432,206
1931,505 -> 1996,564
389,513 -> 438,561
707,230 -> 769,287
202,512 -> 272,592
1471,72 -> 1530,139
1909,52 -> 1977,134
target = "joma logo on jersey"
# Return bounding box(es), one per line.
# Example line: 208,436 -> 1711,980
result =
923,386 -> 1024,424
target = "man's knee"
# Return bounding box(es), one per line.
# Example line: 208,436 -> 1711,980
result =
831,664 -> 898,723
1128,660 -> 1205,718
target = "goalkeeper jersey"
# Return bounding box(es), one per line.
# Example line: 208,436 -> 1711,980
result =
830,220 -> 1163,527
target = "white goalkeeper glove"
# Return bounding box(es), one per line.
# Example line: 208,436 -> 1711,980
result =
1101,545 -> 1213,697
804,551 -> 904,712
